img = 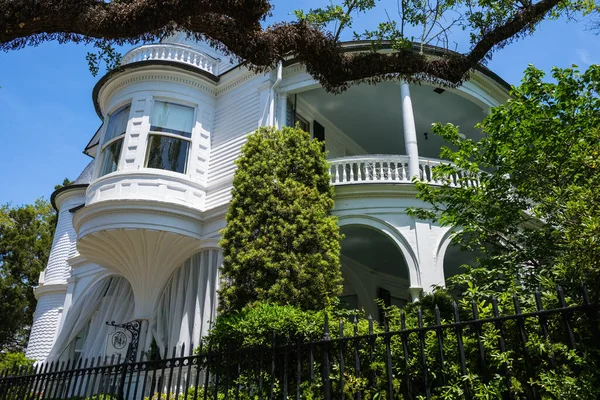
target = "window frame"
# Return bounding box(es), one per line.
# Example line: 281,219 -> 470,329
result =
98,103 -> 131,177
296,114 -> 311,135
144,99 -> 197,175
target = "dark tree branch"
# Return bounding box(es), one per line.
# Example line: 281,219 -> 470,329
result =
0,0 -> 566,92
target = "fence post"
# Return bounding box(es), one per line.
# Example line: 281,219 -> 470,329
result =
352,316 -> 362,400
581,284 -> 600,346
339,320 -> 346,400
452,301 -> 469,399
512,294 -> 538,400
322,313 -> 332,400
118,344 -> 131,399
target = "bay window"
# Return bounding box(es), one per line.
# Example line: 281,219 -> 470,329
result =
145,101 -> 194,174
99,105 -> 130,176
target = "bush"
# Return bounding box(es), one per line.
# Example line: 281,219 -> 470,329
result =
198,291 -> 600,399
0,351 -> 34,372
218,126 -> 343,314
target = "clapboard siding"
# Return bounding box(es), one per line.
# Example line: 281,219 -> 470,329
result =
205,181 -> 235,209
207,73 -> 266,210
212,76 -> 264,147
207,134 -> 248,186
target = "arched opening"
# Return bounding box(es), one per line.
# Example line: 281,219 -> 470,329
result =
443,239 -> 480,290
340,225 -> 411,319
49,276 -> 135,363
152,248 -> 222,358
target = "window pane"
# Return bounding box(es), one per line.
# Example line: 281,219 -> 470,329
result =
146,135 -> 189,174
150,101 -> 194,138
104,105 -> 130,143
100,139 -> 123,176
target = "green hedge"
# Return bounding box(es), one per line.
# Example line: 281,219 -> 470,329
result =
198,291 -> 600,399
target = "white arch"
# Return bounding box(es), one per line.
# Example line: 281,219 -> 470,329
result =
337,215 -> 421,288
434,227 -> 458,288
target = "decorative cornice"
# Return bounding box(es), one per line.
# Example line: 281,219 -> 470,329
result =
333,184 -> 420,200
216,72 -> 257,96
73,200 -> 206,232
88,170 -> 208,193
97,68 -> 217,115
34,282 -> 68,299
93,61 -> 219,118
282,64 -> 304,78
50,184 -> 88,212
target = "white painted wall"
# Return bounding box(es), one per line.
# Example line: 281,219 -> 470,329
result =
26,188 -> 86,361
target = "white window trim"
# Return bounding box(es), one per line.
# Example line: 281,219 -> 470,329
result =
96,103 -> 133,179
144,99 -> 198,175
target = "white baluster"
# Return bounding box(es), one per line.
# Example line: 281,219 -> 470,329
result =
349,162 -> 355,182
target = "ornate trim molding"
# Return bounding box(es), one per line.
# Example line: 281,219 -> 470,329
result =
216,72 -> 257,96
99,69 -> 217,114
34,282 -> 68,299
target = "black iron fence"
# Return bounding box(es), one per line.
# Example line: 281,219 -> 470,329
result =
1,285 -> 599,400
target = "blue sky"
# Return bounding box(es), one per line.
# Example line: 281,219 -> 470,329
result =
0,1 -> 598,206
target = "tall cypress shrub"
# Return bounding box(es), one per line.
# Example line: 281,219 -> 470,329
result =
218,126 -> 343,314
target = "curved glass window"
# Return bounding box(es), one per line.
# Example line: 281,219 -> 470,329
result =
99,105 -> 130,176
146,101 -> 194,174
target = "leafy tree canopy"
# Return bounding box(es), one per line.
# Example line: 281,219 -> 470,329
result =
1,0 -> 598,91
409,64 -> 600,301
0,198 -> 57,352
218,126 -> 343,314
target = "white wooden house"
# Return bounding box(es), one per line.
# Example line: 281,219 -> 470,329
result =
25,33 -> 510,363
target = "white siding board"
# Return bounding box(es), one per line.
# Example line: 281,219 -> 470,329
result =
212,75 -> 266,147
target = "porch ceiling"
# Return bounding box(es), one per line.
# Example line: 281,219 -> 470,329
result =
298,82 -> 486,158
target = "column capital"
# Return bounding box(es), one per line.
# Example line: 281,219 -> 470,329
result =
408,286 -> 423,303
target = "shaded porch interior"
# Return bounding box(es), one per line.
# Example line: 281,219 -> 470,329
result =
291,82 -> 487,159
339,225 -> 411,320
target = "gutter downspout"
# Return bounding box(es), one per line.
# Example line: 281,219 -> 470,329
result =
268,62 -> 283,127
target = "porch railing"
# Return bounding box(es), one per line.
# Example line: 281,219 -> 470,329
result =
329,155 -> 479,187
1,286 -> 598,400
120,44 -> 219,74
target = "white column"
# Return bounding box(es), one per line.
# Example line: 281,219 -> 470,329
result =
257,80 -> 272,127
401,81 -> 420,179
277,93 -> 288,129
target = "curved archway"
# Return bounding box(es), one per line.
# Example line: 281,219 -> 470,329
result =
338,215 -> 420,286
437,230 -> 480,288
153,248 -> 222,358
48,275 -> 135,362
338,217 -> 417,318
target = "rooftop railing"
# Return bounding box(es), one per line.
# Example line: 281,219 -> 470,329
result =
120,44 -> 219,75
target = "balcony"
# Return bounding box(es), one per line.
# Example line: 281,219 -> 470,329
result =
120,43 -> 219,75
329,155 -> 478,187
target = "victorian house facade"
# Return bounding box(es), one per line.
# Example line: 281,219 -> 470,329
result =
25,33 -> 510,363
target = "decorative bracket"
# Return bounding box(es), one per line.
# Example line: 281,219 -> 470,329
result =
106,319 -> 141,364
